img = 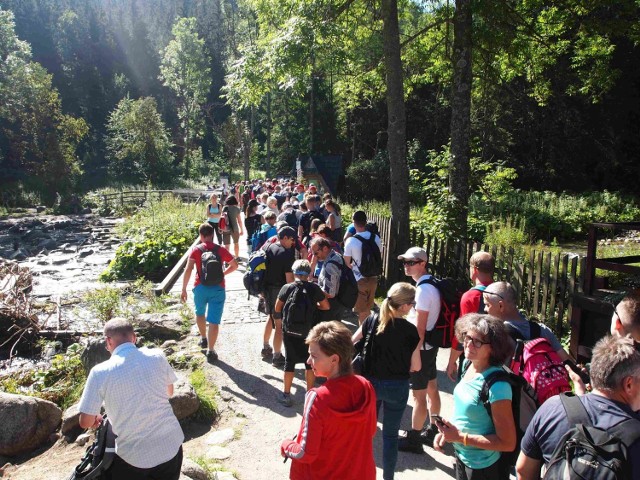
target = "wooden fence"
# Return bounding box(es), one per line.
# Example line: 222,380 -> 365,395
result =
369,212 -> 585,337
99,189 -> 207,209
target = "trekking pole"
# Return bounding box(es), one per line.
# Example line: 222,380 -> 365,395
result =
283,434 -> 298,463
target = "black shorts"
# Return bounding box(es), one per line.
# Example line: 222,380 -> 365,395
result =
409,347 -> 439,390
283,335 -> 312,372
264,286 -> 281,317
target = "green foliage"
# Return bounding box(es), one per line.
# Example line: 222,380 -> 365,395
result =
106,96 -> 175,186
343,153 -> 391,203
189,370 -> 218,423
159,17 -> 211,178
84,286 -> 122,323
0,343 -> 86,409
100,196 -> 201,281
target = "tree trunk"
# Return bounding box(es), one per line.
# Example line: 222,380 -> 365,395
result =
449,0 -> 472,238
266,93 -> 271,178
381,0 -> 409,284
309,72 -> 315,155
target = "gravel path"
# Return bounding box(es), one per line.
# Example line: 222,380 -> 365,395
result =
175,235 -> 458,480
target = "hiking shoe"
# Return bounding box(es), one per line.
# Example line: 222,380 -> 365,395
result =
277,392 -> 293,407
261,345 -> 273,357
420,424 -> 438,447
198,337 -> 208,349
206,350 -> 218,362
272,353 -> 285,367
398,430 -> 424,454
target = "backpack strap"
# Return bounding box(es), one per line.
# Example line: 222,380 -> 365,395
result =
560,394 -> 640,448
530,321 -> 541,339
417,276 -> 434,288
478,368 -> 512,417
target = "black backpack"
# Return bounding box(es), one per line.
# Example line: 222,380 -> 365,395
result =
68,416 -> 116,480
464,363 -> 539,469
543,394 -> 640,480
353,233 -> 382,278
301,210 -> 324,237
365,222 -> 379,237
198,244 -> 224,286
418,277 -> 466,348
326,254 -> 358,309
282,281 -> 317,338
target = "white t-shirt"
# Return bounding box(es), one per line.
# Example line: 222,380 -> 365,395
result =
343,230 -> 383,281
78,343 -> 184,468
407,274 -> 441,350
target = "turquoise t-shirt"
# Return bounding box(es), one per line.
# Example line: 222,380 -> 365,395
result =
208,204 -> 220,224
452,366 -> 512,469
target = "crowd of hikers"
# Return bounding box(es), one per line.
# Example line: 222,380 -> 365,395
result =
75,177 -> 640,480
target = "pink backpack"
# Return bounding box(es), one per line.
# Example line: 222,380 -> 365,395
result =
516,337 -> 571,405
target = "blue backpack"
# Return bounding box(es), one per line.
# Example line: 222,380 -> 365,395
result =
250,225 -> 277,251
243,248 -> 269,298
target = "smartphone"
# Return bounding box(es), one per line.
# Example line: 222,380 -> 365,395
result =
563,359 -> 590,385
431,414 -> 445,427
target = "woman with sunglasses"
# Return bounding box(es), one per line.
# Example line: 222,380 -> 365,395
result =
433,313 -> 515,480
352,282 -> 420,480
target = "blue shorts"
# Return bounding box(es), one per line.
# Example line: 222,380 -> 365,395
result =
193,284 -> 226,324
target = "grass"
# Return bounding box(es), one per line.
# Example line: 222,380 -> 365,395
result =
190,370 -> 219,423
189,455 -> 238,479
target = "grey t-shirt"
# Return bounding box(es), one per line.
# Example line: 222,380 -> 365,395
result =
505,316 -> 563,352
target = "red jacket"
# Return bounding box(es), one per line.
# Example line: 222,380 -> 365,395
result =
281,374 -> 377,480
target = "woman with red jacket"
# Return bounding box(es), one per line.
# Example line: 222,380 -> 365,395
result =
280,321 -> 377,480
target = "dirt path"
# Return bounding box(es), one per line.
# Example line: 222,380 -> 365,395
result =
7,232 -> 459,480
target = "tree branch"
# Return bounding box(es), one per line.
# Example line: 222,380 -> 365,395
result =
400,17 -> 449,49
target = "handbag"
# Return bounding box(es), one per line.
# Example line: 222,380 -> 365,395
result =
352,313 -> 378,375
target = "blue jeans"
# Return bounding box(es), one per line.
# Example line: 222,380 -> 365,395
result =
369,378 -> 410,480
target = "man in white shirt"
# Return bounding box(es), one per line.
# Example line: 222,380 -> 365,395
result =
78,318 -> 184,479
396,247 -> 442,454
344,210 -> 383,325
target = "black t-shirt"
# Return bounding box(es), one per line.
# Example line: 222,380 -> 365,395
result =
299,210 -> 324,235
245,214 -> 262,238
264,242 -> 295,288
365,315 -> 420,380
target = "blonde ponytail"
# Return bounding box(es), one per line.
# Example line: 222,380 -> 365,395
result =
376,282 -> 416,335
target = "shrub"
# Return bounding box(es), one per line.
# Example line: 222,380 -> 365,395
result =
84,286 -> 122,322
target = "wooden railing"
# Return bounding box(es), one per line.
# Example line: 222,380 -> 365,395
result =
99,189 -> 208,209
367,212 -> 585,337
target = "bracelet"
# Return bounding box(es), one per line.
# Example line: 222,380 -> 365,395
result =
463,433 -> 468,446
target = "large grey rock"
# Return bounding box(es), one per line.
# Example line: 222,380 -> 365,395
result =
134,313 -> 185,340
0,392 -> 62,456
181,458 -> 208,480
10,249 -> 29,261
37,238 -> 57,250
169,376 -> 200,421
81,338 -> 110,373
61,403 -> 81,434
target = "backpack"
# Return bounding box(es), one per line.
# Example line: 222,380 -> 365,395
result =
543,393 -> 640,480
219,207 -> 231,233
469,363 -> 539,468
251,225 -> 277,251
197,244 -> 224,286
471,285 -> 487,313
352,233 -> 383,278
507,323 -> 572,405
301,210 -> 324,237
326,254 -> 358,309
282,281 -> 317,338
243,248 -> 269,298
68,416 -> 116,480
365,222 -> 379,238
284,210 -> 299,228
418,277 -> 465,348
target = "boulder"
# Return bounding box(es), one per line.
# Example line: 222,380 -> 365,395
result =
0,392 -> 62,456
37,238 -> 58,251
134,313 -> 186,340
61,403 -> 81,435
180,458 -> 208,480
169,376 -> 200,421
10,249 -> 29,261
80,338 -> 110,373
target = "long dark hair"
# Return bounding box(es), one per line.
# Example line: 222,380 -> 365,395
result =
245,198 -> 258,217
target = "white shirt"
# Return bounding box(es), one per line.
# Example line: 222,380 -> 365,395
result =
78,343 -> 184,468
407,274 -> 441,350
343,231 -> 383,281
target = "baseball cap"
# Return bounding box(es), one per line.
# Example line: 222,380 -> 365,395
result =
397,247 -> 428,262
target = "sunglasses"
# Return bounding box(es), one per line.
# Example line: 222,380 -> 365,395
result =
463,334 -> 490,348
483,291 -> 504,300
403,260 -> 424,266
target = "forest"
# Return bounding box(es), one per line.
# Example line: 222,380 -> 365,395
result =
1,0 -> 639,208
